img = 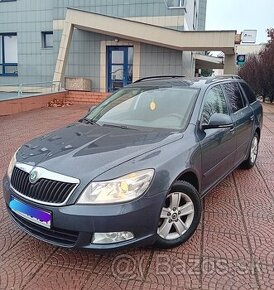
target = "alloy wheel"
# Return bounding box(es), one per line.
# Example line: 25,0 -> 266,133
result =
157,192 -> 195,240
250,135 -> 259,164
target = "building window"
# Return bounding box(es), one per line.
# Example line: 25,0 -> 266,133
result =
42,31 -> 53,48
0,33 -> 18,76
165,0 -> 186,9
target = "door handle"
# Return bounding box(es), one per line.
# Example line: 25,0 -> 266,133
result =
250,116 -> 254,121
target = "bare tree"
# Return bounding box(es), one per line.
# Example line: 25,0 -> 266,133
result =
239,28 -> 274,103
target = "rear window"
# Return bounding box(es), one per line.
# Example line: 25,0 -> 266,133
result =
240,82 -> 257,103
222,82 -> 245,113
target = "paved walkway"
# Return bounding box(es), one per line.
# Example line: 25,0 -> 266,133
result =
0,104 -> 273,290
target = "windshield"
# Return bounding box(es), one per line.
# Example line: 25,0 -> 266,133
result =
85,87 -> 199,130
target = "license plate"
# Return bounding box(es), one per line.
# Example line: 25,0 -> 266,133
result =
9,196 -> 52,229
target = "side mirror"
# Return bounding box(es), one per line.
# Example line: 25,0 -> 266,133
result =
88,105 -> 97,113
202,113 -> 233,130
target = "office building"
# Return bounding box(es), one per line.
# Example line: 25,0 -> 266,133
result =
0,1 -> 223,93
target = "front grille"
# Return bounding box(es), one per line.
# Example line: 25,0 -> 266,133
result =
8,207 -> 78,247
11,167 -> 77,205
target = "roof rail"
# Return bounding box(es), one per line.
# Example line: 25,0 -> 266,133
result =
213,75 -> 241,80
134,75 -> 185,83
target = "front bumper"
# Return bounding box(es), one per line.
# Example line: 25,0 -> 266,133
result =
3,175 -> 165,250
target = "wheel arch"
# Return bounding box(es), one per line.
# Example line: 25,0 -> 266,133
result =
255,127 -> 261,141
175,170 -> 200,193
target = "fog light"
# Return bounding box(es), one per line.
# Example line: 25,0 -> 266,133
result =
91,231 -> 134,244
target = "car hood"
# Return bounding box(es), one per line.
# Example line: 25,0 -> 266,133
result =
17,122 -> 182,181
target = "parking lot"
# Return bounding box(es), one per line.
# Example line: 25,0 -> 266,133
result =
0,103 -> 273,290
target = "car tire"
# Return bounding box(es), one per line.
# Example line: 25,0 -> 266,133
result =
155,181 -> 202,249
240,132 -> 259,170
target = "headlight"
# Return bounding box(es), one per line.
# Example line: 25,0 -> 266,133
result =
7,149 -> 19,179
77,169 -> 154,204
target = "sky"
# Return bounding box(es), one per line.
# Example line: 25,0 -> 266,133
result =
206,0 -> 274,44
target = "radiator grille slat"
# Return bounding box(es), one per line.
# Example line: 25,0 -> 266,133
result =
22,171 -> 30,196
46,181 -> 58,203
50,182 -> 63,203
18,170 -> 25,192
10,167 -> 77,205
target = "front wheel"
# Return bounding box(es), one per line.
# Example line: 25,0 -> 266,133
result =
240,132 -> 259,169
155,181 -> 202,249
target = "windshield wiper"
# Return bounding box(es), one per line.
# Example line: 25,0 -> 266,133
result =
79,118 -> 100,126
102,123 -> 137,130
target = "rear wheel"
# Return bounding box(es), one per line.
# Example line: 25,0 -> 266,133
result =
155,181 -> 202,249
240,132 -> 259,169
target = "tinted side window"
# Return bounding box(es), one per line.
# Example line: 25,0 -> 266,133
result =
240,82 -> 257,103
222,82 -> 245,113
201,85 -> 228,124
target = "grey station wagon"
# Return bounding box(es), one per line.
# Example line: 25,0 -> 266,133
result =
3,75 -> 263,250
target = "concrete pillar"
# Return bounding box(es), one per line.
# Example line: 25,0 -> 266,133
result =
224,54 -> 236,74
182,51 -> 195,77
53,21 -> 74,86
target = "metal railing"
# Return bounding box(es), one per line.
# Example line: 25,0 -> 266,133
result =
0,81 -> 62,100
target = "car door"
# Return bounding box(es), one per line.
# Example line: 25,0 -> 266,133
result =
199,85 -> 236,192
222,82 -> 254,166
